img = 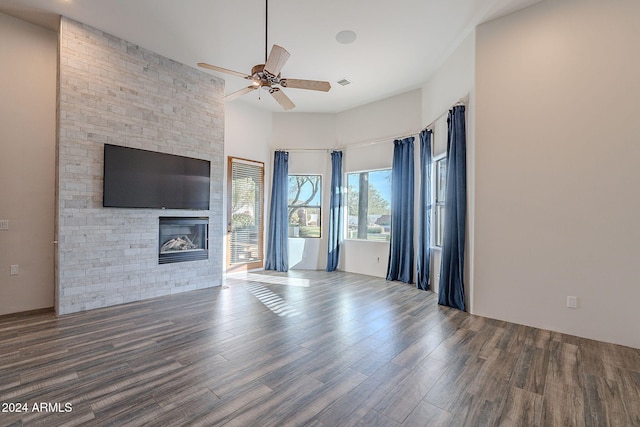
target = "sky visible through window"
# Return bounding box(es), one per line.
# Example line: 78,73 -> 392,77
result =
368,172 -> 391,202
288,176 -> 321,206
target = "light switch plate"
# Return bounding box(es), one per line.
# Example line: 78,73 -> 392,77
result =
0,220 -> 8,230
10,265 -> 19,276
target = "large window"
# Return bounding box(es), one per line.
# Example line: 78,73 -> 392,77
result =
347,169 -> 392,241
288,175 -> 322,238
434,157 -> 446,247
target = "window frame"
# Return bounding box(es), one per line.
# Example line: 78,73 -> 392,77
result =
433,154 -> 447,248
345,167 -> 392,243
227,156 -> 264,272
287,174 -> 322,239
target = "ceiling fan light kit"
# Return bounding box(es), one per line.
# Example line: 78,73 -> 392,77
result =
197,0 -> 331,110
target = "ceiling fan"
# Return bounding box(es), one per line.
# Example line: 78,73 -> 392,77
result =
197,0 -> 331,110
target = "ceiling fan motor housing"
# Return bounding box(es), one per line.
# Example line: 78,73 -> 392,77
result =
250,63 -> 281,88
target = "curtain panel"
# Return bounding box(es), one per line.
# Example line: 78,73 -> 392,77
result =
417,129 -> 432,290
386,137 -> 415,284
438,106 -> 466,310
265,151 -> 289,272
326,151 -> 344,272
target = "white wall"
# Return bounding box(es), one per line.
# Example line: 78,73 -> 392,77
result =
341,143 -> 394,278
0,13 -> 56,314
273,113 -> 337,150
421,31 -> 475,128
339,90 -> 423,277
224,101 -> 273,272
337,90 -> 423,146
287,151 -> 331,270
270,91 -> 423,276
420,31 -> 476,300
474,0 -> 640,348
225,101 -> 273,163
272,112 -> 336,270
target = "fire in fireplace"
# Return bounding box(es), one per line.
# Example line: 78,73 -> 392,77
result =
159,217 -> 208,264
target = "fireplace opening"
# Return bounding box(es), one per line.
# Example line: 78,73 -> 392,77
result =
159,217 -> 208,264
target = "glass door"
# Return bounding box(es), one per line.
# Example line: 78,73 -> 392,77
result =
227,157 -> 264,272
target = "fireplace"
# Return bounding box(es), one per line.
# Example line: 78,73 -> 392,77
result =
159,217 -> 208,264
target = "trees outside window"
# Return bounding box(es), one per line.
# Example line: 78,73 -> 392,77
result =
288,175 -> 322,238
346,169 -> 392,241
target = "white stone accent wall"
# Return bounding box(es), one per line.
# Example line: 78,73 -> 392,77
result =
56,17 -> 224,314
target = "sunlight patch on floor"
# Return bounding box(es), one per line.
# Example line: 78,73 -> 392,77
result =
245,282 -> 301,317
227,272 -> 310,288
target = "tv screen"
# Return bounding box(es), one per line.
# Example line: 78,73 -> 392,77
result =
103,144 -> 211,210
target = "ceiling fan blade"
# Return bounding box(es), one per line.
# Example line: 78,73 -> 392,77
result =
197,62 -> 250,79
280,78 -> 331,92
264,45 -> 290,77
225,85 -> 259,101
269,87 -> 295,110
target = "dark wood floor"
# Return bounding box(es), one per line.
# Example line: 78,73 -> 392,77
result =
1,271 -> 639,426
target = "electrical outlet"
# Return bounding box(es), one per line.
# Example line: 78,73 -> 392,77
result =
567,296 -> 577,309
0,220 -> 8,230
10,265 -> 19,276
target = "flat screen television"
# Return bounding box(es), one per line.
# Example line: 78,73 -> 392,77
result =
103,144 -> 211,210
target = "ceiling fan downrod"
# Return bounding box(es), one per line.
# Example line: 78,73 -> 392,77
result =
197,0 -> 330,111
265,0 -> 268,64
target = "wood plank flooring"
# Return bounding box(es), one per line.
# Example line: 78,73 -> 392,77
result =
0,270 -> 638,426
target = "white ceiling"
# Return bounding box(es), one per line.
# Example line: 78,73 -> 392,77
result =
0,0 -> 541,113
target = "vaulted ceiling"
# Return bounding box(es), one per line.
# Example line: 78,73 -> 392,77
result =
1,0 -> 541,112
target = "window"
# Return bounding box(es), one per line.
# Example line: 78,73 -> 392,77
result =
434,157 -> 446,247
228,157 -> 264,271
288,175 -> 322,238
347,169 -> 392,241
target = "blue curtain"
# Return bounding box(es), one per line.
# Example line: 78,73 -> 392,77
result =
386,137 -> 415,283
417,129 -> 432,291
265,151 -> 289,272
326,151 -> 343,272
438,106 -> 466,310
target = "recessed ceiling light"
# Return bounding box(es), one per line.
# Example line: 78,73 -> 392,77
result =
336,30 -> 357,44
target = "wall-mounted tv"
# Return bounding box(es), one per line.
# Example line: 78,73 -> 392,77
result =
103,144 -> 210,210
